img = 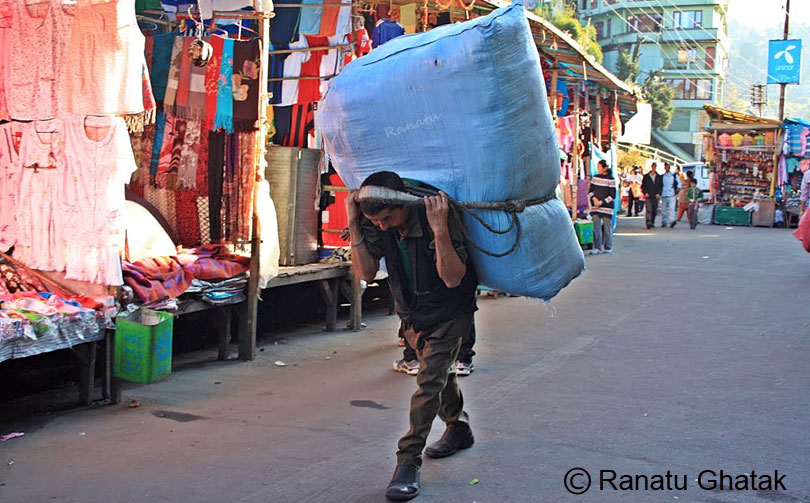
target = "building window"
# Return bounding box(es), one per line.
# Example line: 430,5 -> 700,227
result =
590,0 -> 598,9
664,78 -> 714,100
705,46 -> 715,70
627,13 -> 662,33
582,0 -> 588,10
594,19 -> 611,39
673,10 -> 703,29
604,0 -> 618,4
594,21 -> 604,39
696,79 -> 713,100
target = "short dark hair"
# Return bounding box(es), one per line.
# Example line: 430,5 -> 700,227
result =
690,178 -> 697,185
359,171 -> 406,216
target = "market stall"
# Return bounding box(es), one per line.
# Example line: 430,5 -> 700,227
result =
776,117 -> 810,227
703,105 -> 782,227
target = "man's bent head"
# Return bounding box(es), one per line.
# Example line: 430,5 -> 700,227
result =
360,171 -> 410,231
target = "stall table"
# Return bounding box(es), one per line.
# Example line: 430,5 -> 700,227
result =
109,263 -> 362,404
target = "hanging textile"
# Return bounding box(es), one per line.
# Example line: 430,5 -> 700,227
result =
555,79 -> 569,117
64,0 -> 147,118
204,35 -> 225,131
62,117 -> 137,286
557,115 -> 575,153
299,0 -> 323,34
6,0 -> 72,120
187,50 -> 208,122
173,38 -> 194,118
288,104 -> 314,147
214,38 -> 235,133
0,122 -> 22,250
175,189 -> 201,246
272,105 -> 293,145
280,36 -> 310,105
269,42 -> 290,105
208,132 -> 226,241
232,38 -> 261,132
178,121 -> 201,189
298,35 -> 328,104
150,112 -> 169,178
0,0 -> 11,122
163,37 -> 184,116
150,32 -> 180,106
319,0 -> 343,37
270,0 -> 302,43
371,19 -> 405,48
15,120 -> 67,273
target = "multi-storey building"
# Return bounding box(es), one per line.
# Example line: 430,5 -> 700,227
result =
579,0 -> 729,161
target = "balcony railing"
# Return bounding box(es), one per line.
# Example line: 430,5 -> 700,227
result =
663,58 -> 713,71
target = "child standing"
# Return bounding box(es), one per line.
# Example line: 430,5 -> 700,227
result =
687,178 -> 703,230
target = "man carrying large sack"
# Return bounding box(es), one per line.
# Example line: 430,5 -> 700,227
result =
346,171 -> 478,501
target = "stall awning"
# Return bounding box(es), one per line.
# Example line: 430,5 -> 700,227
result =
703,105 -> 781,127
482,0 -> 642,116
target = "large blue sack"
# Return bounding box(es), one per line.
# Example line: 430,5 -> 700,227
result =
316,3 -> 584,299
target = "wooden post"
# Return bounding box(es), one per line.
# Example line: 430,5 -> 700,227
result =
240,10 -> 271,361
549,61 -> 558,117
77,341 -> 97,405
317,278 -> 340,331
351,273 -> 363,332
594,91 -> 602,153
571,99 -> 580,219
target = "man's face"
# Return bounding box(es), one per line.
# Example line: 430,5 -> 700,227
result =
665,164 -> 671,173
364,207 -> 409,232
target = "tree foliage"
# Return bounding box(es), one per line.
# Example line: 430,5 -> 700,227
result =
536,3 -> 603,64
617,149 -> 647,173
643,71 -> 674,130
616,46 -> 641,84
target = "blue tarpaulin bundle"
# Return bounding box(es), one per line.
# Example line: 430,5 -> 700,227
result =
316,3 -> 584,299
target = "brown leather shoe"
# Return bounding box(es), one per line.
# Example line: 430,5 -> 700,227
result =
385,465 -> 420,501
424,423 -> 474,459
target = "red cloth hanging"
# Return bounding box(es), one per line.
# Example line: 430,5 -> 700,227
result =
298,35 -> 329,104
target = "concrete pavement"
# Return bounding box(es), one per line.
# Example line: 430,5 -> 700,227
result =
1,217 -> 809,503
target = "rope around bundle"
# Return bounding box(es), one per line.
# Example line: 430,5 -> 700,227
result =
357,185 -> 558,258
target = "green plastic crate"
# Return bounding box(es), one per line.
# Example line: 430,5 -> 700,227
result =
574,220 -> 594,245
714,206 -> 751,226
114,310 -> 173,384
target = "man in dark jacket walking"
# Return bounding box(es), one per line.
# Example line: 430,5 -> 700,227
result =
346,171 -> 478,501
641,163 -> 664,229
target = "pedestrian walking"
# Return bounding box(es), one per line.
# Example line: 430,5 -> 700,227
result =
589,160 -> 616,255
676,171 -> 694,224
661,163 -> 681,228
626,166 -> 643,216
686,178 -> 703,229
642,163 -> 663,229
346,171 -> 478,501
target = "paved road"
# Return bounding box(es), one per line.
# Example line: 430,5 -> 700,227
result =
1,217 -> 809,503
